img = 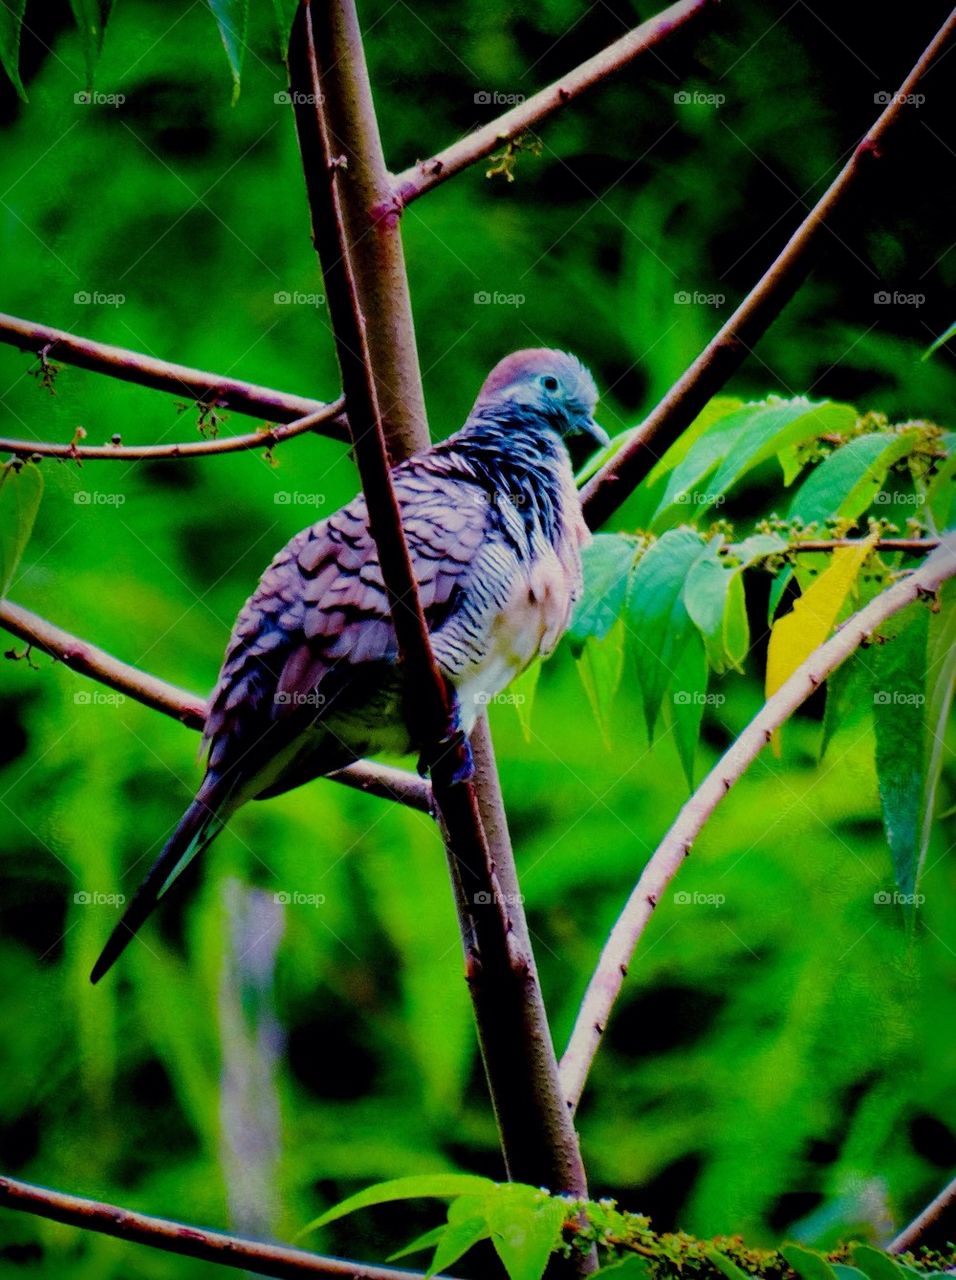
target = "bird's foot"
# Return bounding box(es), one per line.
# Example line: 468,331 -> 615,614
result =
421,728 -> 474,788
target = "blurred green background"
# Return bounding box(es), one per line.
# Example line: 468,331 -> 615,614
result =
0,1 -> 954,1276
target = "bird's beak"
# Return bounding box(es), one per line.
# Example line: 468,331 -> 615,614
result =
581,419 -> 610,450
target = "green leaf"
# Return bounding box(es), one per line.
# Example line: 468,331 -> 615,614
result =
684,540 -> 755,674
204,0 -> 249,102
706,1248 -> 753,1280
850,1245 -> 914,1280
780,1243 -> 839,1280
597,1259 -> 653,1277
668,627 -> 708,787
427,1216 -> 490,1277
0,461 -> 44,598
575,620 -> 625,749
0,0 -> 28,100
297,1173 -> 496,1238
485,1185 -> 567,1280
568,534 -> 638,650
922,577 -> 956,873
387,1226 -> 446,1262
625,528 -> 708,737
68,0 -> 114,90
921,318 -> 956,361
871,604 -> 930,898
925,438 -> 956,533
788,431 -> 922,526
509,659 -> 541,743
272,0 -> 298,58
643,396 -> 745,488
651,399 -> 855,531
832,1267 -> 871,1280
819,652 -> 870,760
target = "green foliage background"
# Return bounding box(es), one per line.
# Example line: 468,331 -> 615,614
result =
0,2 -> 953,1276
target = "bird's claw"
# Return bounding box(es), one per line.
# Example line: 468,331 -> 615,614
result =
421,728 -> 474,788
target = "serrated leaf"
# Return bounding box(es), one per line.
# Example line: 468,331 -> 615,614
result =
297,1173 -> 496,1238
204,0 -> 249,102
789,431 -> 922,526
765,539 -> 874,752
850,1245 -> 914,1280
68,0 -> 114,90
625,528 -> 708,738
780,1244 -> 839,1280
668,627 -> 708,787
485,1186 -> 567,1280
871,604 -> 929,899
567,533 -> 638,650
509,659 -> 541,743
575,620 -> 625,749
0,461 -> 44,598
0,0 -> 28,100
272,0 -> 298,58
706,1248 -> 752,1280
652,399 -> 855,531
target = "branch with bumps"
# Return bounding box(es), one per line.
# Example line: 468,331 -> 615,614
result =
559,535 -> 956,1113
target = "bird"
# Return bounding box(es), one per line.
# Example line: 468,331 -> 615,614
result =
90,349 -> 608,983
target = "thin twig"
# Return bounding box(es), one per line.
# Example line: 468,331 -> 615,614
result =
0,312 -> 349,439
559,536 -> 956,1112
0,402 -> 346,462
887,1173 -> 956,1254
580,8 -> 956,529
0,1175 -> 452,1280
289,0 -> 594,1230
0,600 -> 432,812
722,537 -> 941,556
391,0 -> 716,206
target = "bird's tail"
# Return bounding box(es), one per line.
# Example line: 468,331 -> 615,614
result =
90,775 -> 233,984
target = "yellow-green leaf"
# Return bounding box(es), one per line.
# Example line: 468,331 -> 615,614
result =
0,461 -> 44,598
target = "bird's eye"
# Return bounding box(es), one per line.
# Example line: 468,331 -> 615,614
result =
540,374 -> 560,392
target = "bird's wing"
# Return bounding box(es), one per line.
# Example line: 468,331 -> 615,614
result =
203,466 -> 494,776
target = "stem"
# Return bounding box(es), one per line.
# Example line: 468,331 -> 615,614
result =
392,0 -> 714,206
288,0 -> 594,1230
580,8 -> 956,529
0,311 -> 347,438
0,402 -> 345,462
721,537 -> 941,556
887,1174 -> 956,1254
0,599 -> 431,812
559,536 -> 956,1112
0,1175 -> 452,1280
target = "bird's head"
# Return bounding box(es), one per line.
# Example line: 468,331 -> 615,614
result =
471,349 -> 609,467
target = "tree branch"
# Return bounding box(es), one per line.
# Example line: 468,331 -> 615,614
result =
559,536 -> 956,1112
580,8 -> 956,529
391,0 -> 716,207
0,311 -> 349,440
722,537 -> 941,557
887,1174 -> 956,1255
288,0 -> 594,1235
0,599 -> 432,812
0,402 -> 345,462
0,1175 -> 453,1280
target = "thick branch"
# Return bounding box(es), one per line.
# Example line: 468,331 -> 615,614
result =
391,0 -> 715,206
289,0 -> 593,1226
0,312 -> 349,440
0,600 -> 432,812
0,403 -> 345,462
887,1174 -> 956,1254
0,1175 -> 451,1280
559,536 -> 956,1112
580,9 -> 956,528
